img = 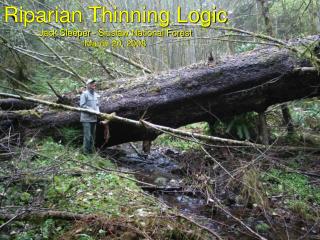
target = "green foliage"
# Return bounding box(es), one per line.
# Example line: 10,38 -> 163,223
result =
26,139 -> 143,217
13,219 -> 69,240
3,186 -> 34,206
255,222 -> 270,233
263,169 -> 320,202
235,43 -> 257,53
21,137 -> 113,170
155,134 -> 199,151
262,169 -> 320,219
45,172 -> 146,216
15,232 -> 36,240
209,113 -> 258,140
240,168 -> 268,208
41,219 -> 54,239
20,192 -> 32,203
59,127 -> 82,145
287,200 -> 313,219
269,0 -> 318,37
287,159 -> 302,169
0,234 -> 10,240
1,138 -> 161,239
290,100 -> 320,131
77,234 -> 95,240
266,101 -> 319,145
31,66 -> 82,95
165,228 -> 200,240
154,123 -> 209,150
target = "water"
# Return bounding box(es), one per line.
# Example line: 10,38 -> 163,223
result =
103,143 -> 320,239
104,144 -> 222,234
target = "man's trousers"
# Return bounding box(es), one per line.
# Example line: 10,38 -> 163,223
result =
82,122 -> 96,154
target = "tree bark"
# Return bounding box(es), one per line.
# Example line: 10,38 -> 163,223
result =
258,0 -> 296,138
258,112 -> 269,145
0,36 -> 319,147
257,0 -> 273,145
281,104 -> 295,135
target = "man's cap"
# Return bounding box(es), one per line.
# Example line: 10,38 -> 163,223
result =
86,79 -> 96,85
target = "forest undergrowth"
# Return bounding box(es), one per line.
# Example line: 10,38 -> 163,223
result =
0,99 -> 319,239
0,137 -> 213,240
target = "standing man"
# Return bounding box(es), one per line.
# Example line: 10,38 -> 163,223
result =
80,79 -> 100,154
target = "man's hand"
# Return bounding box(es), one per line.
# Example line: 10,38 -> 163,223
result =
99,120 -> 109,125
99,112 -> 116,124
109,112 -> 117,117
100,121 -> 110,142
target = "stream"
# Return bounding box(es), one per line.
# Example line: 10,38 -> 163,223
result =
104,143 -> 231,238
103,144 -> 319,239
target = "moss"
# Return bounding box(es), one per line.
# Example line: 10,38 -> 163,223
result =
288,200 -> 314,220
1,138 -> 165,239
155,134 -> 199,151
262,169 -> 320,220
59,127 -> 82,144
148,86 -> 162,93
154,123 -> 208,151
255,222 -> 270,233
165,228 -> 201,240
16,109 -> 43,118
241,168 -> 268,208
263,169 -> 320,202
45,172 -> 151,216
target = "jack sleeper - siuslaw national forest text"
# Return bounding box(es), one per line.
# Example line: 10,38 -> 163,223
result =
38,28 -> 193,38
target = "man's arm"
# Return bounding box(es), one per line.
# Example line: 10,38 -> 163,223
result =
80,93 -> 87,108
96,93 -> 100,113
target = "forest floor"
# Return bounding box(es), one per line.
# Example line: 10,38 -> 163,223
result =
0,123 -> 319,239
151,124 -> 320,239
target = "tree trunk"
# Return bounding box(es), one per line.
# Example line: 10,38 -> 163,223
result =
0,36 -> 319,147
257,0 -> 273,35
258,112 -> 269,145
281,104 -> 295,135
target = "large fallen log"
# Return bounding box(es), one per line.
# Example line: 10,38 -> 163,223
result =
0,35 -> 319,146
